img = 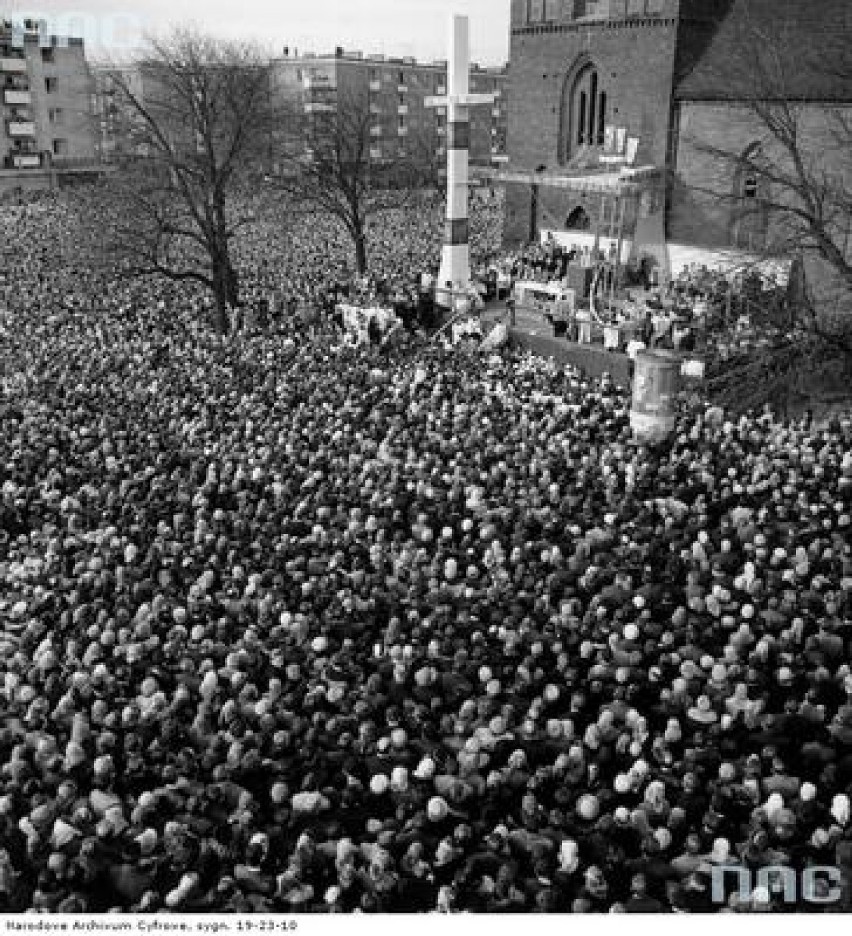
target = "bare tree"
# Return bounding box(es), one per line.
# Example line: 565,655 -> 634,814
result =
273,90 -> 438,275
682,13 -> 852,410
85,30 -> 276,333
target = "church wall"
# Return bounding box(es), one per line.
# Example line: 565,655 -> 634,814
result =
506,19 -> 680,175
670,102 -> 852,252
504,182 -> 533,244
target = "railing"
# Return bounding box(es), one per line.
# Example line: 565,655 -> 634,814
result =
397,104 -> 408,115
7,120 -> 35,136
0,57 -> 28,73
51,155 -> 102,169
303,102 -> 336,114
3,153 -> 41,169
302,76 -> 335,91
4,88 -> 31,105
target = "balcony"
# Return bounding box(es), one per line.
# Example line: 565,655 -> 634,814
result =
492,107 -> 501,118
398,126 -> 408,137
8,153 -> 41,169
397,104 -> 408,115
369,80 -> 381,92
304,102 -> 336,114
369,103 -> 381,115
7,121 -> 35,136
437,85 -> 446,95
370,146 -> 383,160
0,58 -> 28,74
302,76 -> 335,91
397,84 -> 408,94
4,89 -> 32,106
370,126 -> 382,137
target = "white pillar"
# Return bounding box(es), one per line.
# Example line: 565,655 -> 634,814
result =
437,15 -> 471,307
426,15 -> 495,310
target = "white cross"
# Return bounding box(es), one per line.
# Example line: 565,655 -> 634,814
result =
425,15 -> 495,309
425,15 -> 495,118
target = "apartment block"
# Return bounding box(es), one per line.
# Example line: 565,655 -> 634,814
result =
0,19 -> 96,174
271,48 -> 509,170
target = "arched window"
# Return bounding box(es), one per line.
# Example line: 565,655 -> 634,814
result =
588,71 -> 598,144
559,59 -> 608,164
577,92 -> 587,146
732,143 -> 769,250
566,206 -> 591,230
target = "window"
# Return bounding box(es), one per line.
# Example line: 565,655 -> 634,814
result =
52,138 -> 68,156
577,92 -> 587,145
41,47 -> 54,63
732,143 -> 768,250
528,0 -> 544,22
48,107 -> 63,124
566,206 -> 591,230
560,60 -> 608,161
45,77 -> 58,93
588,71 -> 598,143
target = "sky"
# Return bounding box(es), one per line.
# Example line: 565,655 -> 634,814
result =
1,0 -> 511,64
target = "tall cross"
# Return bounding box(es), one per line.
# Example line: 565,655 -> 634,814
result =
426,14 -> 495,309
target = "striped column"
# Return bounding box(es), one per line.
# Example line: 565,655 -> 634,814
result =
427,15 -> 495,309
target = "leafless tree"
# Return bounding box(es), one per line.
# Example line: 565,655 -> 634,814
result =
684,13 -> 852,410
273,90 -> 439,275
84,30 -> 276,333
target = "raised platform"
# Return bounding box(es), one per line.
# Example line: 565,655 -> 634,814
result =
479,302 -> 633,387
509,329 -> 633,387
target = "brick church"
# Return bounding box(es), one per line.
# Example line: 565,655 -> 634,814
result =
501,0 -> 852,278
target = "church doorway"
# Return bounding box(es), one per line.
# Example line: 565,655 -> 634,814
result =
566,206 -> 591,230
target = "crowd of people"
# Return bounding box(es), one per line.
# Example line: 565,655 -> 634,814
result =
228,187 -> 504,333
1,189 -> 852,914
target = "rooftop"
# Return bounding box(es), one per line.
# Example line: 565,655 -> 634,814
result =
675,0 -> 852,102
275,49 -> 507,74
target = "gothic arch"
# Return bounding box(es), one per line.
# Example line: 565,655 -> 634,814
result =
558,53 -> 608,165
566,205 -> 591,230
731,141 -> 769,250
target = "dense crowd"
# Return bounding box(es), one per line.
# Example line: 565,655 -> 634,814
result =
231,187 -> 504,326
2,191 -> 852,914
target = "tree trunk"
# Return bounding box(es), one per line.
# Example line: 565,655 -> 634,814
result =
226,262 -> 240,308
353,222 -> 367,275
212,259 -> 231,334
213,282 -> 229,334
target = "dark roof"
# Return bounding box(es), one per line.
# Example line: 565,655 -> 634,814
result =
675,0 -> 852,102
